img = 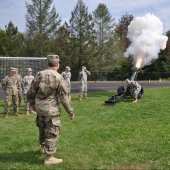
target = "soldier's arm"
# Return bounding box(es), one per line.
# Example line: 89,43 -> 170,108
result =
86,70 -> 91,75
58,78 -> 74,118
27,73 -> 41,106
1,77 -> 7,91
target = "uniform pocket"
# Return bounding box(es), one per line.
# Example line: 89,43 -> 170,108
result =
51,117 -> 61,127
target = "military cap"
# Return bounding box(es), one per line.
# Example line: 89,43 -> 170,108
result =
27,68 -> 32,72
47,54 -> 60,63
65,66 -> 71,71
10,67 -> 17,72
83,66 -> 86,70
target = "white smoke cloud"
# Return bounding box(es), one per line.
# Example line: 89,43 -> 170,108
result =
124,13 -> 168,69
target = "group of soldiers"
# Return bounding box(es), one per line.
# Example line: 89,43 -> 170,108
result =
1,54 -> 142,165
1,64 -> 91,119
1,67 -> 35,118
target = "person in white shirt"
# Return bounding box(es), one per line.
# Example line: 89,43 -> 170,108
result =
78,66 -> 91,100
22,68 -> 35,115
61,66 -> 72,101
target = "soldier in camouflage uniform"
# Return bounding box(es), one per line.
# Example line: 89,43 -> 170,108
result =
126,79 -> 142,103
27,55 -> 75,165
16,68 -> 22,106
1,67 -> 20,118
61,66 -> 71,101
22,68 -> 35,115
78,66 -> 91,100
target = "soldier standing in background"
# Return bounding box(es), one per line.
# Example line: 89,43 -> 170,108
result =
61,66 -> 72,101
27,55 -> 75,165
79,66 -> 91,100
16,68 -> 22,106
22,68 -> 35,115
1,67 -> 20,118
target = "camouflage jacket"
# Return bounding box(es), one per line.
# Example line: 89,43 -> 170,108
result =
1,75 -> 19,96
16,73 -> 22,91
79,70 -> 91,82
61,71 -> 71,85
22,75 -> 34,94
27,68 -> 74,116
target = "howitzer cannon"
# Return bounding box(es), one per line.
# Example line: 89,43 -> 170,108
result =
105,69 -> 144,104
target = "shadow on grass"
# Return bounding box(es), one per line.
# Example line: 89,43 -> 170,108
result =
0,150 -> 43,165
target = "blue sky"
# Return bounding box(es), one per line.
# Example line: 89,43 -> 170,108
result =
0,0 -> 170,32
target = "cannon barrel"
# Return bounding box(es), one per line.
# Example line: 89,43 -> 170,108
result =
129,69 -> 139,81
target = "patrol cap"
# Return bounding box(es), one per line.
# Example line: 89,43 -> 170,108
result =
47,54 -> 60,62
10,67 -> 17,72
65,66 -> 71,71
47,54 -> 60,66
27,68 -> 32,72
83,66 -> 86,70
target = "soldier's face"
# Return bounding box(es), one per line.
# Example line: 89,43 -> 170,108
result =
10,71 -> 16,76
27,71 -> 32,75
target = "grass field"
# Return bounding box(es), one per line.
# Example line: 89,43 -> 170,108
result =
0,87 -> 170,170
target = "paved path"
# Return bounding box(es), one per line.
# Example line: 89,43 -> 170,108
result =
0,81 -> 170,98
71,81 -> 170,92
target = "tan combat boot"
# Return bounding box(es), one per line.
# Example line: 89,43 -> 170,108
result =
26,111 -> 30,115
3,113 -> 8,119
44,155 -> 63,165
15,112 -> 19,116
30,110 -> 36,115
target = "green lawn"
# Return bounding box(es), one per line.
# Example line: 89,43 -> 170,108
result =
0,87 -> 170,170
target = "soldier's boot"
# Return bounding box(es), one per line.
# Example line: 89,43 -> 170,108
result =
84,94 -> 89,99
26,111 -> 30,115
15,112 -> 19,116
3,113 -> 8,119
133,99 -> 137,103
44,155 -> 63,165
30,110 -> 37,115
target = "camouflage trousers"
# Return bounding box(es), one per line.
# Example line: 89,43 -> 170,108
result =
18,90 -> 22,105
36,115 -> 60,156
4,95 -> 19,113
79,81 -> 88,98
24,94 -> 30,111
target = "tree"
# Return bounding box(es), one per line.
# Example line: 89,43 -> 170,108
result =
115,13 -> 134,50
69,0 -> 95,68
0,29 -> 6,56
0,21 -> 25,56
93,3 -> 115,47
53,22 -> 73,70
25,0 -> 61,56
92,3 -> 116,72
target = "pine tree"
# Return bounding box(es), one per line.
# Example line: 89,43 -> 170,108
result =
93,3 -> 115,47
69,0 -> 95,68
0,21 -> 25,56
25,0 -> 61,56
92,3 -> 116,72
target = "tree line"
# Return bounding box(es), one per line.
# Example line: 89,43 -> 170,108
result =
0,0 -> 170,80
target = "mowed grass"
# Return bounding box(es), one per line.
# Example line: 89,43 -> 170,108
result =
0,87 -> 170,170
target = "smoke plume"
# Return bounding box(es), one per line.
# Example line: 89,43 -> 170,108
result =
124,13 -> 168,69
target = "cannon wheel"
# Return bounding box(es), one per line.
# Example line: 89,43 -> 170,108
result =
117,86 -> 125,95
